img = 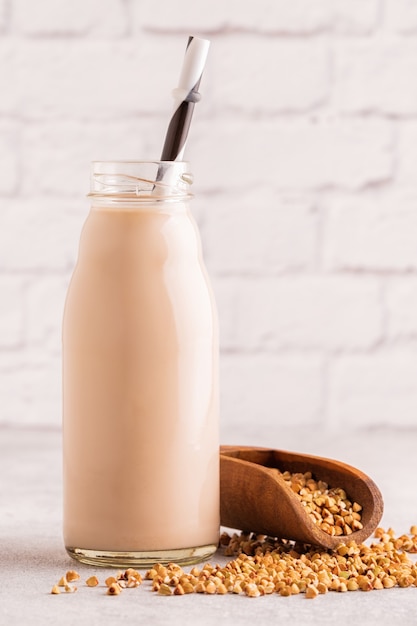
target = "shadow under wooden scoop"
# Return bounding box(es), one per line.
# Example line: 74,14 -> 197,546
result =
220,445 -> 384,551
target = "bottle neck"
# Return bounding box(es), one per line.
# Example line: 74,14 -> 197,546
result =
88,161 -> 193,207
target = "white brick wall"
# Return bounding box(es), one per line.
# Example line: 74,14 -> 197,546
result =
0,1 -> 7,32
323,189 -> 417,271
328,352 -> 417,428
0,0 -> 416,435
334,40 -> 417,115
215,276 -> 382,351
386,278 -> 417,339
0,123 -> 19,194
384,0 -> 417,33
12,0 -> 127,36
191,118 -> 393,191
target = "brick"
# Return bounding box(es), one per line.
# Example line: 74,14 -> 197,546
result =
22,120 -> 165,196
26,276 -> 69,353
328,352 -> 417,427
397,121 -> 417,184
386,279 -> 417,339
0,126 -> 19,194
334,40 -> 417,115
323,189 -> 417,271
191,118 -> 393,192
384,0 -> 417,34
0,0 -> 7,30
0,277 -> 25,348
201,190 -> 317,274
213,276 -> 382,351
0,197 -> 86,271
0,37 -> 181,118
220,354 -> 323,433
210,37 -> 329,113
332,0 -> 381,34
0,354 -> 61,426
12,0 -> 127,36
135,0 -> 332,34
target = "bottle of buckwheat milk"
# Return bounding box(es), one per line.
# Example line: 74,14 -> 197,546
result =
62,160 -> 219,567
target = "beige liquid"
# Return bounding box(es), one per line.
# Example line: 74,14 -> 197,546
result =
63,200 -> 219,565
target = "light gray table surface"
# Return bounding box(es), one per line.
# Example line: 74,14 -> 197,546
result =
1,425 -> 417,626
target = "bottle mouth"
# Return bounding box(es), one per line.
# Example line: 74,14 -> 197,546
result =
89,161 -> 193,199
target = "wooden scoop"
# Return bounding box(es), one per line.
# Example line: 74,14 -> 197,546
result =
220,445 -> 384,550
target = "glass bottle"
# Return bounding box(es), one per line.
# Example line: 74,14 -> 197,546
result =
63,161 -> 219,567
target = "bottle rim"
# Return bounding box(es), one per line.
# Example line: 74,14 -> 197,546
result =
89,161 -> 193,200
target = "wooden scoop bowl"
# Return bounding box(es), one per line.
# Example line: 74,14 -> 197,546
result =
220,445 -> 384,550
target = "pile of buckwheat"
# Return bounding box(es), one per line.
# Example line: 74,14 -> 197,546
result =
52,526 -> 417,599
275,469 -> 363,536
50,466 -> 417,599
148,527 -> 417,598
